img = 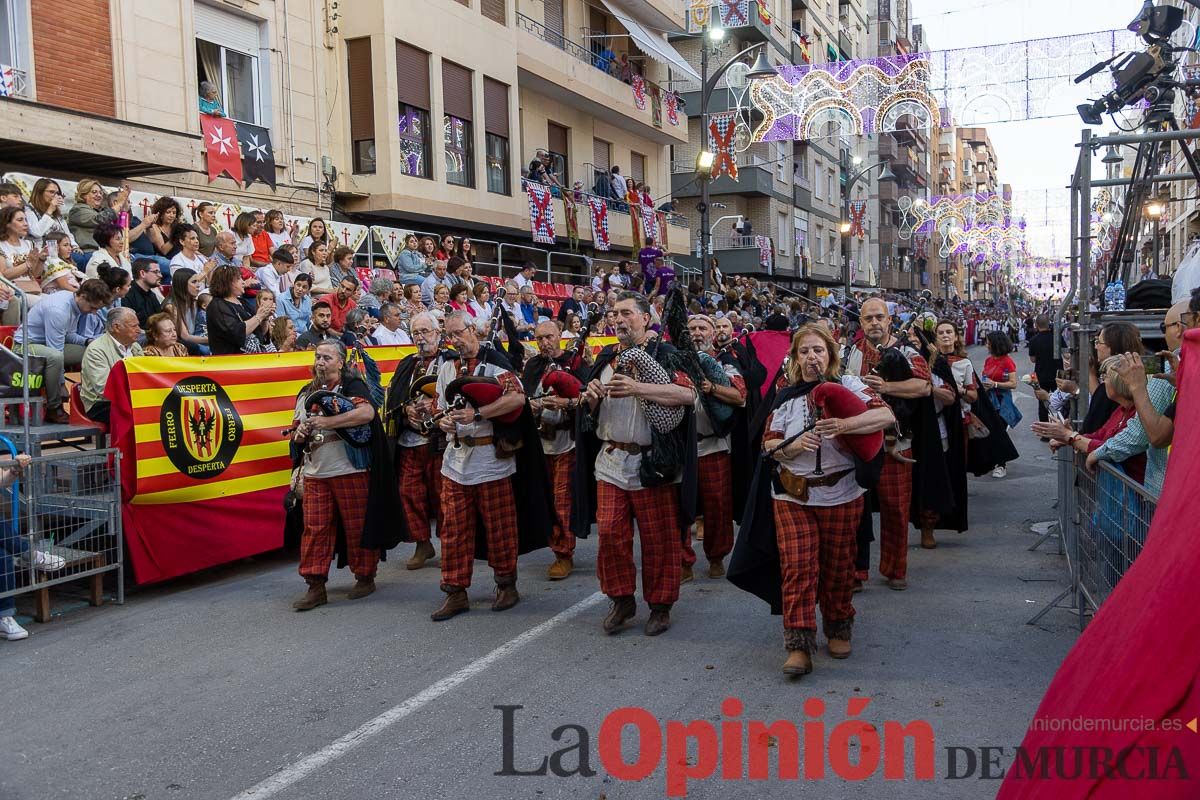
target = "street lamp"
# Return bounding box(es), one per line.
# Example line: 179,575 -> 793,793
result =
1144,200 -> 1165,278
698,32 -> 775,295
840,151 -> 898,296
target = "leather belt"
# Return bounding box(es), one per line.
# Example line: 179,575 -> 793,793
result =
804,468 -> 855,488
604,440 -> 650,455
460,435 -> 494,447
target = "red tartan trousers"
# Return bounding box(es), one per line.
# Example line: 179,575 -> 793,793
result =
546,450 -> 576,559
399,444 -> 442,543
774,496 -> 864,634
596,481 -> 681,605
697,452 -> 734,562
299,472 -> 379,581
877,454 -> 914,581
439,476 -> 519,588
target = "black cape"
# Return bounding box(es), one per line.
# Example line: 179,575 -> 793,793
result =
967,389 -> 1021,476
726,381 -> 818,614
922,355 -> 968,533
466,346 -> 554,559
287,375 -> 408,569
384,348 -> 457,457
717,346 -> 755,523
570,340 -> 699,540
903,387 -> 957,524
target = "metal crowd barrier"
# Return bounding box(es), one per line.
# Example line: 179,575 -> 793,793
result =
1029,451 -> 1157,630
0,446 -> 124,623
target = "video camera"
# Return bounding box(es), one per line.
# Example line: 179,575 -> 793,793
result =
1075,1 -> 1198,125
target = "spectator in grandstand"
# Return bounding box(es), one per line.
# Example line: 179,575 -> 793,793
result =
24,178 -> 76,250
84,222 -> 132,279
419,236 -> 438,270
169,223 -> 214,281
256,247 -> 298,296
145,197 -> 183,261
192,202 -> 219,257
167,267 -> 209,354
124,259 -> 165,329
517,284 -> 550,330
250,210 -> 274,267
460,237 -> 476,266
398,283 -> 425,318
272,317 -> 299,353
513,261 -> 537,291
429,283 -> 451,316
397,233 -> 426,285
199,80 -> 224,116
369,303 -> 412,346
206,264 -> 276,355
421,258 -> 454,306
0,206 -> 47,296
142,312 -> 189,357
298,218 -> 330,255
448,282 -> 471,315
38,232 -> 85,294
449,256 -> 474,293
590,263 -> 609,294
295,301 -> 338,350
232,211 -> 259,269
299,240 -> 333,292
278,272 -> 313,333
358,276 -> 393,316
317,274 -> 360,334
328,245 -> 356,287
264,209 -> 296,250
436,233 -> 458,262
79,307 -> 144,422
0,183 -> 22,208
556,285 -> 587,325
13,279 -> 113,423
469,281 -> 495,321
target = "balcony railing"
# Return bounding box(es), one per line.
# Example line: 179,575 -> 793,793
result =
712,234 -> 759,249
520,178 -> 689,228
793,171 -> 812,190
516,12 -> 668,103
0,66 -> 32,100
670,152 -> 771,174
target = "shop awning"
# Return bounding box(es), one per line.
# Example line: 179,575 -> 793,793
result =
598,0 -> 702,83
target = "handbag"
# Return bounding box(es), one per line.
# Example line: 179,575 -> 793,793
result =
0,348 -> 47,398
966,413 -> 991,440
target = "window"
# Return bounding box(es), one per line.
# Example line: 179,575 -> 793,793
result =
346,38 -> 376,174
630,152 -> 645,185
442,60 -> 474,187
195,3 -> 264,125
777,211 -> 789,257
481,0 -> 505,25
827,169 -> 835,203
547,122 -> 569,185
1,0 -> 30,72
592,138 -> 611,188
484,77 -> 510,194
813,160 -> 823,200
396,41 -> 432,179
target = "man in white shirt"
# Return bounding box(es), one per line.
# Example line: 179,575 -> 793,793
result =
513,262 -> 537,291
255,248 -> 297,296
610,166 -> 628,201
420,259 -> 454,306
369,303 -> 413,346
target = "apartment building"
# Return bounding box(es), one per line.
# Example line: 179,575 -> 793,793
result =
324,0 -> 693,276
868,0 -> 931,293
0,0 -> 326,214
956,126 -> 1004,299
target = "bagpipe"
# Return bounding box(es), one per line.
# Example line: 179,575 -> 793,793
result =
281,388 -> 372,448
613,344 -> 685,434
765,380 -> 883,465
531,364 -> 584,439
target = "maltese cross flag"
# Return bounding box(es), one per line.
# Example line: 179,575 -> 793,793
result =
200,114 -> 244,184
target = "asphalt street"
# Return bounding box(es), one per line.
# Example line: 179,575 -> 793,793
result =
1,347 -> 1080,800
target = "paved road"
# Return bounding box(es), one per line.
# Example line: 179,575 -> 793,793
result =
3,348 -> 1080,800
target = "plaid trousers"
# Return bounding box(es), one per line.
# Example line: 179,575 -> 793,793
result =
439,476 -> 519,588
596,481 -> 681,605
697,452 -> 734,562
877,454 -> 913,581
774,497 -> 864,635
399,444 -> 442,543
299,472 -> 379,580
546,450 -> 576,559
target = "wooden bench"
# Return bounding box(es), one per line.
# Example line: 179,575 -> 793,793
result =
29,542 -> 107,623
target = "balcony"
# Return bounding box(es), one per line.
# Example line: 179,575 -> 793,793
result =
515,12 -> 686,146
683,2 -> 775,43
878,180 -> 900,204
793,170 -> 812,208
0,67 -> 32,100
670,152 -> 779,198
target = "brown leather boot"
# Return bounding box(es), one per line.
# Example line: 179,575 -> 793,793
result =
292,578 -> 327,611
431,584 -> 469,621
886,577 -> 908,591
783,629 -> 816,675
546,557 -> 573,581
826,619 -> 852,659
707,559 -> 726,579
406,540 -> 436,570
602,595 -> 637,634
644,604 -> 671,636
782,650 -> 812,676
680,563 -> 694,584
828,639 -> 852,659
492,575 -> 519,611
921,527 -> 937,549
347,576 -> 376,600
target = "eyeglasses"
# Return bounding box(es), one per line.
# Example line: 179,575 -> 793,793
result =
1160,320 -> 1181,333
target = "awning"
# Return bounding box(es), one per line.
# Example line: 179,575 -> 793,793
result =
598,0 -> 702,83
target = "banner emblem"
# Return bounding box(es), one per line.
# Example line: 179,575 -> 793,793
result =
161,377 -> 243,479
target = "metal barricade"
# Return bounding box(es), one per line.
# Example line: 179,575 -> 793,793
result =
0,447 -> 124,622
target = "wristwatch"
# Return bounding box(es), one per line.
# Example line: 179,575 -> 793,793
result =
473,411 -> 483,423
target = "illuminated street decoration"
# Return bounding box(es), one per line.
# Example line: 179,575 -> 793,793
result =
897,193 -> 1014,240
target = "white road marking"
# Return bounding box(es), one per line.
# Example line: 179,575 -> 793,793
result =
230,591 -> 606,799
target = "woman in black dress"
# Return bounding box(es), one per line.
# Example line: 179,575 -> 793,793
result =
206,264 -> 276,355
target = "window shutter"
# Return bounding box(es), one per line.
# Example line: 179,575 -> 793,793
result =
592,139 -> 610,172
483,78 -> 509,136
630,152 -> 645,184
395,41 -> 431,110
346,38 -> 375,140
194,3 -> 261,56
544,0 -> 564,36
442,60 -> 473,121
548,123 -> 568,155
481,0 -> 506,25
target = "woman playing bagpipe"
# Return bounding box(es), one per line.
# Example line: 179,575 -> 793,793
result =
288,341 -> 405,611
727,323 -> 894,677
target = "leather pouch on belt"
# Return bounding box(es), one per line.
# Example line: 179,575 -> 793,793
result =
777,467 -> 810,502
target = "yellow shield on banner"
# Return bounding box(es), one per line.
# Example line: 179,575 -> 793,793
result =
180,394 -> 222,463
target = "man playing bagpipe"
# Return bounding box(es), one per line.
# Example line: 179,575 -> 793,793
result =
429,311 -> 553,621
679,314 -> 747,581
728,324 -> 894,676
384,312 -> 457,570
289,341 -> 404,611
573,291 -> 698,637
842,298 -> 940,591
522,320 -> 587,581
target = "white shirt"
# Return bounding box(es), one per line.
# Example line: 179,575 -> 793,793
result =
255,264 -> 295,296
695,358 -> 743,458
398,354 -> 447,449
170,251 -> 208,275
611,173 -> 628,199
436,356 -> 520,485
513,273 -> 534,290
370,326 -> 412,346
769,375 -> 872,507
85,249 -> 132,279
